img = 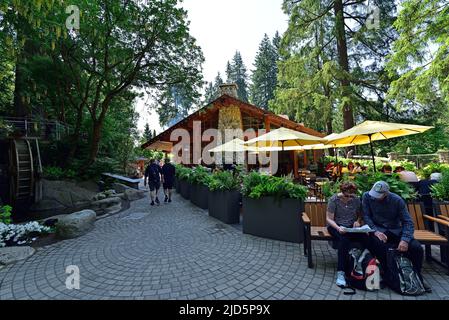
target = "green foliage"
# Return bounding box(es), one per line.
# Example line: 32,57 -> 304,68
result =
207,170 -> 241,192
431,169 -> 449,201
322,173 -> 417,201
176,166 -> 192,180
250,34 -> 279,109
419,162 -> 449,179
242,171 -> 308,200
0,205 -> 12,225
43,166 -> 76,181
323,156 -> 417,172
226,52 -> 249,102
187,166 -> 212,186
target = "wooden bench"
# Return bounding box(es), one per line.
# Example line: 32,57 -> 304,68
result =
302,201 -> 449,273
101,173 -> 141,190
435,202 -> 449,222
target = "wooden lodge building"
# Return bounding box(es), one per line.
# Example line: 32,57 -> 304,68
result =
141,84 -> 325,178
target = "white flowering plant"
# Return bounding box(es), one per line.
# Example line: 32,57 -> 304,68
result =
0,222 -> 52,248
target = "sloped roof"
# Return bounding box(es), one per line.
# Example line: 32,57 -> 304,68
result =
141,94 -> 325,149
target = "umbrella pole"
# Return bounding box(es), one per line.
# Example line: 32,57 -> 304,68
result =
334,147 -> 338,163
369,134 -> 376,172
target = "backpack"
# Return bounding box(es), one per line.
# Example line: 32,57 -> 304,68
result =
343,248 -> 381,294
385,248 -> 425,296
147,165 -> 160,182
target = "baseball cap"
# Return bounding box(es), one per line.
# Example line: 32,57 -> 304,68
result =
369,181 -> 390,199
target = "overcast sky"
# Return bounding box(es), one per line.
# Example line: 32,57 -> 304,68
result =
136,0 -> 288,135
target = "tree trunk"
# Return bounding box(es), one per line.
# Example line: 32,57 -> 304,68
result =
89,120 -> 103,164
13,57 -> 28,117
67,107 -> 84,161
334,0 -> 354,131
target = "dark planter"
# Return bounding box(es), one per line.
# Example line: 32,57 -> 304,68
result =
190,183 -> 209,210
174,177 -> 180,193
179,179 -> 191,200
242,196 -> 305,243
208,190 -> 240,224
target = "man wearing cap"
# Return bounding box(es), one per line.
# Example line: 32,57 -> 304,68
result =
362,181 -> 430,292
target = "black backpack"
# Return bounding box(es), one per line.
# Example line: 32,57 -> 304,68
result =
385,248 -> 426,296
343,248 -> 381,294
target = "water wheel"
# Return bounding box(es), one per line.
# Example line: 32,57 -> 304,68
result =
8,139 -> 42,204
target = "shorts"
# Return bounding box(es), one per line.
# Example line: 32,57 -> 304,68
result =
148,181 -> 160,191
163,181 -> 173,190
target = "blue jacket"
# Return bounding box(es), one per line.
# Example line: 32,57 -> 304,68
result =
361,192 -> 415,243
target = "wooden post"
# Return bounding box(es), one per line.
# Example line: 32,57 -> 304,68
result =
304,150 -> 308,169
293,150 -> 299,179
264,116 -> 272,174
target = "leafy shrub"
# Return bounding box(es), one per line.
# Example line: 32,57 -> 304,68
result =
207,170 -> 241,192
43,166 -> 76,180
0,222 -> 51,247
0,205 -> 12,224
187,166 -> 212,186
419,162 -> 449,179
323,156 -> 417,172
431,169 -> 449,201
242,171 -> 308,200
322,172 -> 417,201
176,166 -> 192,180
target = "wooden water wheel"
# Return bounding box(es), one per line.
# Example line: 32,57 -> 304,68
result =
8,138 -> 42,205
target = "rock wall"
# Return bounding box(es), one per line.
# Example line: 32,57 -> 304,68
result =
216,104 -> 244,165
30,179 -> 96,216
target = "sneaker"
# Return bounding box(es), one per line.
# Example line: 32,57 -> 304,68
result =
155,198 -> 160,205
336,271 -> 347,287
164,196 -> 168,203
168,198 -> 172,203
150,201 -> 155,206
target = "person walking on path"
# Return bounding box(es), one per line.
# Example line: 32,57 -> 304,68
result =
144,159 -> 162,206
161,158 -> 176,203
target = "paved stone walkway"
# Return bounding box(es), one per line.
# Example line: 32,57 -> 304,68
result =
1,191 -> 449,300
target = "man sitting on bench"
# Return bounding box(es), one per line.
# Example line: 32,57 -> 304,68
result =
362,181 -> 431,293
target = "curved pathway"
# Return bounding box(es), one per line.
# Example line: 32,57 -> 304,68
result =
1,192 -> 448,300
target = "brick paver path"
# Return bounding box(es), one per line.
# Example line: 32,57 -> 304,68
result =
1,192 -> 449,300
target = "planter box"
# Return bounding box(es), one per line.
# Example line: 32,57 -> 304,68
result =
179,179 -> 191,200
190,183 -> 209,210
208,190 -> 240,224
242,196 -> 305,243
174,177 -> 180,193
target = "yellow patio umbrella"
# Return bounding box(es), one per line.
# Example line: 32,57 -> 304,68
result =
244,127 -> 325,152
325,121 -> 433,171
209,138 -> 257,152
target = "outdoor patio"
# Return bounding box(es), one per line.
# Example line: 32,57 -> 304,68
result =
0,191 -> 448,300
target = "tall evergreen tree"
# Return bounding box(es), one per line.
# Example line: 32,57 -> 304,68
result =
225,61 -> 233,83
212,72 -> 224,96
250,34 -> 279,109
203,82 -> 215,104
227,52 -> 249,102
144,123 -> 152,141
273,0 -> 399,132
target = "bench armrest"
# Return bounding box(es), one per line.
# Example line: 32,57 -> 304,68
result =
302,212 -> 311,225
437,215 -> 449,222
423,215 -> 449,227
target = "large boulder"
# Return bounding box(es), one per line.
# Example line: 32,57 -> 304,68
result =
113,183 -> 132,194
90,197 -> 122,216
56,210 -> 96,239
0,247 -> 36,265
124,189 -> 146,201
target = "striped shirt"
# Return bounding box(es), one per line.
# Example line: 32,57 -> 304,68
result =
327,194 -> 361,228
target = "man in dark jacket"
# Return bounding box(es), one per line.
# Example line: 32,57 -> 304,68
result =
161,158 -> 176,203
362,181 -> 430,292
144,159 -> 162,206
